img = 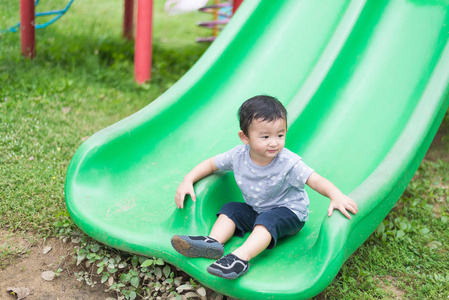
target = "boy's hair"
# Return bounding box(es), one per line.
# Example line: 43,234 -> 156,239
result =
238,95 -> 287,136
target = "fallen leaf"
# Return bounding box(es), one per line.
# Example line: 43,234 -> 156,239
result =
108,276 -> 114,286
6,287 -> 30,299
176,283 -> 194,293
197,287 -> 206,297
184,291 -> 200,298
41,271 -> 55,281
42,246 -> 52,254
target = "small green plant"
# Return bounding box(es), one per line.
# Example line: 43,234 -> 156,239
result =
0,233 -> 34,269
54,209 -> 77,238
322,158 -> 449,299
374,215 -> 431,243
54,267 -> 64,277
73,236 -> 212,300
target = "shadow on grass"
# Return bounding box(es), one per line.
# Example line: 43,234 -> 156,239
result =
0,28 -> 209,98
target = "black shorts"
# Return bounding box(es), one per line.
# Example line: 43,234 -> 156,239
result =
217,202 -> 305,249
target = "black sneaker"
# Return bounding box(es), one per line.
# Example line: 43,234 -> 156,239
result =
171,235 -> 224,259
207,253 -> 249,279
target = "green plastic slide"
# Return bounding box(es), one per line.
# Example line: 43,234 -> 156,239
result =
65,0 -> 449,298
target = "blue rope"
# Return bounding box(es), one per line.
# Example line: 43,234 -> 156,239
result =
1,0 -> 75,33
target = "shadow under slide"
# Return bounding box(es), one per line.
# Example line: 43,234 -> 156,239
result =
65,0 -> 449,298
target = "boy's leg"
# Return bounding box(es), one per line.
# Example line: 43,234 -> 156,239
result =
171,202 -> 256,259
171,235 -> 224,259
206,225 -> 270,279
229,206 -> 303,261
209,214 -> 236,244
231,224 -> 271,261
207,207 -> 304,279
171,214 -> 236,259
171,217 -> 230,260
209,201 -> 258,244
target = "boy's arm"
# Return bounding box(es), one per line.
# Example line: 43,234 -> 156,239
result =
175,157 -> 219,209
306,172 -> 358,219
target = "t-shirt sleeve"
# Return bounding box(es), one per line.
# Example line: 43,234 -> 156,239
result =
288,159 -> 314,189
214,147 -> 237,171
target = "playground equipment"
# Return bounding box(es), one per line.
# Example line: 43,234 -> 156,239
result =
10,0 -> 153,83
65,0 -> 449,298
12,0 -> 75,58
13,0 -> 153,83
4,0 -> 75,34
197,1 -> 233,42
9,0 -> 242,82
163,0 -> 241,42
9,0 -> 243,83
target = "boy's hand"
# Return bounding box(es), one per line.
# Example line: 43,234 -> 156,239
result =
174,157 -> 218,209
328,194 -> 358,219
175,180 -> 196,209
306,172 -> 358,220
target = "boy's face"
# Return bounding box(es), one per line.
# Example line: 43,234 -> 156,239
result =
239,118 -> 287,166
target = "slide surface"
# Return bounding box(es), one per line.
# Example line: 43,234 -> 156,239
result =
65,0 -> 449,298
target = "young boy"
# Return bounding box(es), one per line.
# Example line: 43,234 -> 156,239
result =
171,95 -> 358,279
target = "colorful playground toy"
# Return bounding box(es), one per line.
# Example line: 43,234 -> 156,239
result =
164,0 -> 236,43
1,0 -> 75,33
197,1 -> 233,42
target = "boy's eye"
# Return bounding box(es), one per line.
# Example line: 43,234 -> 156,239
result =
262,136 -> 269,139
278,134 -> 284,138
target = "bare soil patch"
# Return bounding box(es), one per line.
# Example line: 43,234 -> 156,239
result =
0,231 -> 112,300
425,120 -> 449,162
376,275 -> 406,300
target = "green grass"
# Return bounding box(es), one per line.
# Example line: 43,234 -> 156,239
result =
0,0 -> 209,233
1,0 -> 449,299
321,117 -> 449,299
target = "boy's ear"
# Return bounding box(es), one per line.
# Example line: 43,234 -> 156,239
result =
238,130 -> 249,145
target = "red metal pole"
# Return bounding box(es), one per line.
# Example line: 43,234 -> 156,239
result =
20,0 -> 36,58
233,0 -> 244,14
123,0 -> 134,40
134,0 -> 153,83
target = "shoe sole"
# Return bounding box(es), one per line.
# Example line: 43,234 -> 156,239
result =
171,235 -> 223,259
207,265 -> 249,279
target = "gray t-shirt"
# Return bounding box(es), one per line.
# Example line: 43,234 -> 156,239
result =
214,144 -> 314,221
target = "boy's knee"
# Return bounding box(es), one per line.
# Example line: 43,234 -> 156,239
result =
253,224 -> 270,233
216,213 -> 233,223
